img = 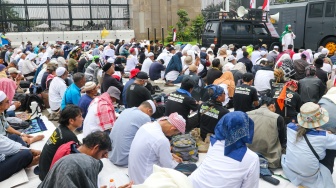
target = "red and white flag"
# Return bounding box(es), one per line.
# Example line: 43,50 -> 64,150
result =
173,28 -> 176,42
262,0 -> 270,11
250,0 -> 256,8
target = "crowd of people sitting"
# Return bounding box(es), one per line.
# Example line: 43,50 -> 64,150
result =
1,37 -> 336,188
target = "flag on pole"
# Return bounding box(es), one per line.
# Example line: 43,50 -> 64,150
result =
173,28 -> 177,42
262,0 -> 270,11
250,0 -> 256,8
101,27 -> 109,39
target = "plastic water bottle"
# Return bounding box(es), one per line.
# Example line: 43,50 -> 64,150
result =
161,94 -> 165,104
109,179 -> 116,188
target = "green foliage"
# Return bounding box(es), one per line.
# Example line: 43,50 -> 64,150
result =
176,9 -> 190,33
191,15 -> 205,43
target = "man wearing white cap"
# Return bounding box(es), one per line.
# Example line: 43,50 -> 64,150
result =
109,100 -> 156,167
48,67 -> 68,120
141,52 -> 154,75
18,53 -> 37,77
128,112 -> 186,184
255,50 -> 268,65
78,82 -> 98,120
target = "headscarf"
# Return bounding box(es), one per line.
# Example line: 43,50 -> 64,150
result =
276,53 -> 291,68
210,112 -> 254,162
38,154 -> 103,188
164,52 -> 183,76
213,72 -> 235,97
205,84 -> 224,101
273,68 -> 284,83
279,24 -> 292,43
0,78 -> 17,104
231,62 -> 246,74
133,165 -> 193,188
277,80 -> 298,110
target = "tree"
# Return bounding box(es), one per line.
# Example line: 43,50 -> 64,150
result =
175,9 -> 192,41
191,15 -> 205,43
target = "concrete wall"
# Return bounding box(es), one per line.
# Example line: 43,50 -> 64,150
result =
6,30 -> 135,47
131,0 -> 202,40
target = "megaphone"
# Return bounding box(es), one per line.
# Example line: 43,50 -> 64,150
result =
237,6 -> 248,18
270,12 -> 280,23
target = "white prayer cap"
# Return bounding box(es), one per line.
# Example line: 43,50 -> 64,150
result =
210,44 -> 215,47
201,47 -> 206,51
321,48 -> 329,55
56,67 -> 66,77
87,54 -> 93,60
147,52 -> 154,57
107,57 -> 115,63
0,91 -> 6,103
242,46 -> 247,49
146,100 -> 156,114
274,46 -> 279,49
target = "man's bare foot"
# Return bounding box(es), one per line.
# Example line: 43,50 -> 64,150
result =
27,155 -> 40,168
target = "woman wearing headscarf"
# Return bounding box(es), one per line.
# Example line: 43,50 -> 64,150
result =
164,52 -> 184,86
281,102 -> 336,188
189,112 -> 259,188
217,48 -> 228,68
280,24 -> 296,51
270,68 -> 285,92
213,71 -> 235,98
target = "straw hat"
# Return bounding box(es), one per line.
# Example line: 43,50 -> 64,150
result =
297,102 -> 329,129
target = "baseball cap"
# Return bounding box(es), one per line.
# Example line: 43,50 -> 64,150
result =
136,71 -> 149,79
227,55 -> 236,62
106,86 -> 121,100
7,67 -> 21,74
82,82 -> 97,92
130,68 -> 140,79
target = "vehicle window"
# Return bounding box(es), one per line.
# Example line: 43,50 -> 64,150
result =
253,24 -> 268,35
236,23 -> 251,35
204,22 -> 219,34
222,23 -> 235,35
325,2 -> 335,17
309,3 -> 324,18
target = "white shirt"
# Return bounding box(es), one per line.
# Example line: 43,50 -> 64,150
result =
125,55 -> 138,71
48,77 -> 67,111
128,122 -> 178,184
18,60 -> 36,75
322,63 -> 332,73
36,68 -> 46,85
282,32 -> 296,51
251,51 -> 261,65
165,70 -> 179,81
141,58 -> 153,74
189,140 -> 259,188
47,47 -> 54,57
254,69 -> 274,92
292,53 -> 301,61
236,49 -> 244,60
82,101 -> 101,137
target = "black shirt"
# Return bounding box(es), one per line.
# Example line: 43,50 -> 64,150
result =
0,50 -> 6,60
231,70 -> 244,86
315,68 -> 328,85
126,83 -> 152,108
77,58 -> 87,73
101,73 -> 124,94
233,84 -> 259,112
206,68 -> 222,85
271,88 -> 301,121
199,101 -> 229,140
39,125 -> 79,181
237,57 -> 253,73
139,52 -> 146,64
165,90 -> 198,123
41,72 -> 49,91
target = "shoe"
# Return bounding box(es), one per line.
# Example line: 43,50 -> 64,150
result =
154,85 -> 163,92
47,113 -> 55,121
198,133 -> 212,153
53,113 -> 60,121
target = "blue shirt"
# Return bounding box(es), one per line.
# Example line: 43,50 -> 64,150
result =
78,94 -> 93,119
61,83 -> 81,110
122,78 -> 135,107
149,62 -> 165,80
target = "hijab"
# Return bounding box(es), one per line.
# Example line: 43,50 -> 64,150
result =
210,112 -> 254,162
280,24 -> 292,43
213,71 -> 235,97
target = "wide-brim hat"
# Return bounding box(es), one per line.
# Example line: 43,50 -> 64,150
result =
297,102 -> 329,129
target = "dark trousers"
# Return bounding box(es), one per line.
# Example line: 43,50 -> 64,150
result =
0,149 -> 33,181
321,149 -> 336,174
8,134 -> 28,147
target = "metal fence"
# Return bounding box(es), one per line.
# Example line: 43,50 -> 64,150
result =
0,0 -> 130,32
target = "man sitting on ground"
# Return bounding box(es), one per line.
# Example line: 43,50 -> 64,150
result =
126,71 -> 152,108
247,97 -> 286,168
83,86 -> 120,137
39,105 -> 83,181
61,72 -> 86,110
122,68 -> 140,107
128,112 -> 185,184
109,100 -> 155,167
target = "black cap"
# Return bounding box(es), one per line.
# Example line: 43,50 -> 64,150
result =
242,73 -> 254,82
102,63 -> 113,72
136,71 -> 149,79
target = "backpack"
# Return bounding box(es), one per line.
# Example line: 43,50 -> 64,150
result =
21,94 -> 45,113
280,59 -> 296,78
171,134 -> 199,162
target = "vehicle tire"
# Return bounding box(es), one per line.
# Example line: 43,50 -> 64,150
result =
321,37 -> 336,56
269,42 -> 281,52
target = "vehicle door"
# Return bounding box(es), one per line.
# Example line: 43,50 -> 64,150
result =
323,1 -> 336,38
220,22 -> 236,47
253,23 -> 272,47
235,22 -> 254,46
305,2 -> 324,50
202,21 -> 220,48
